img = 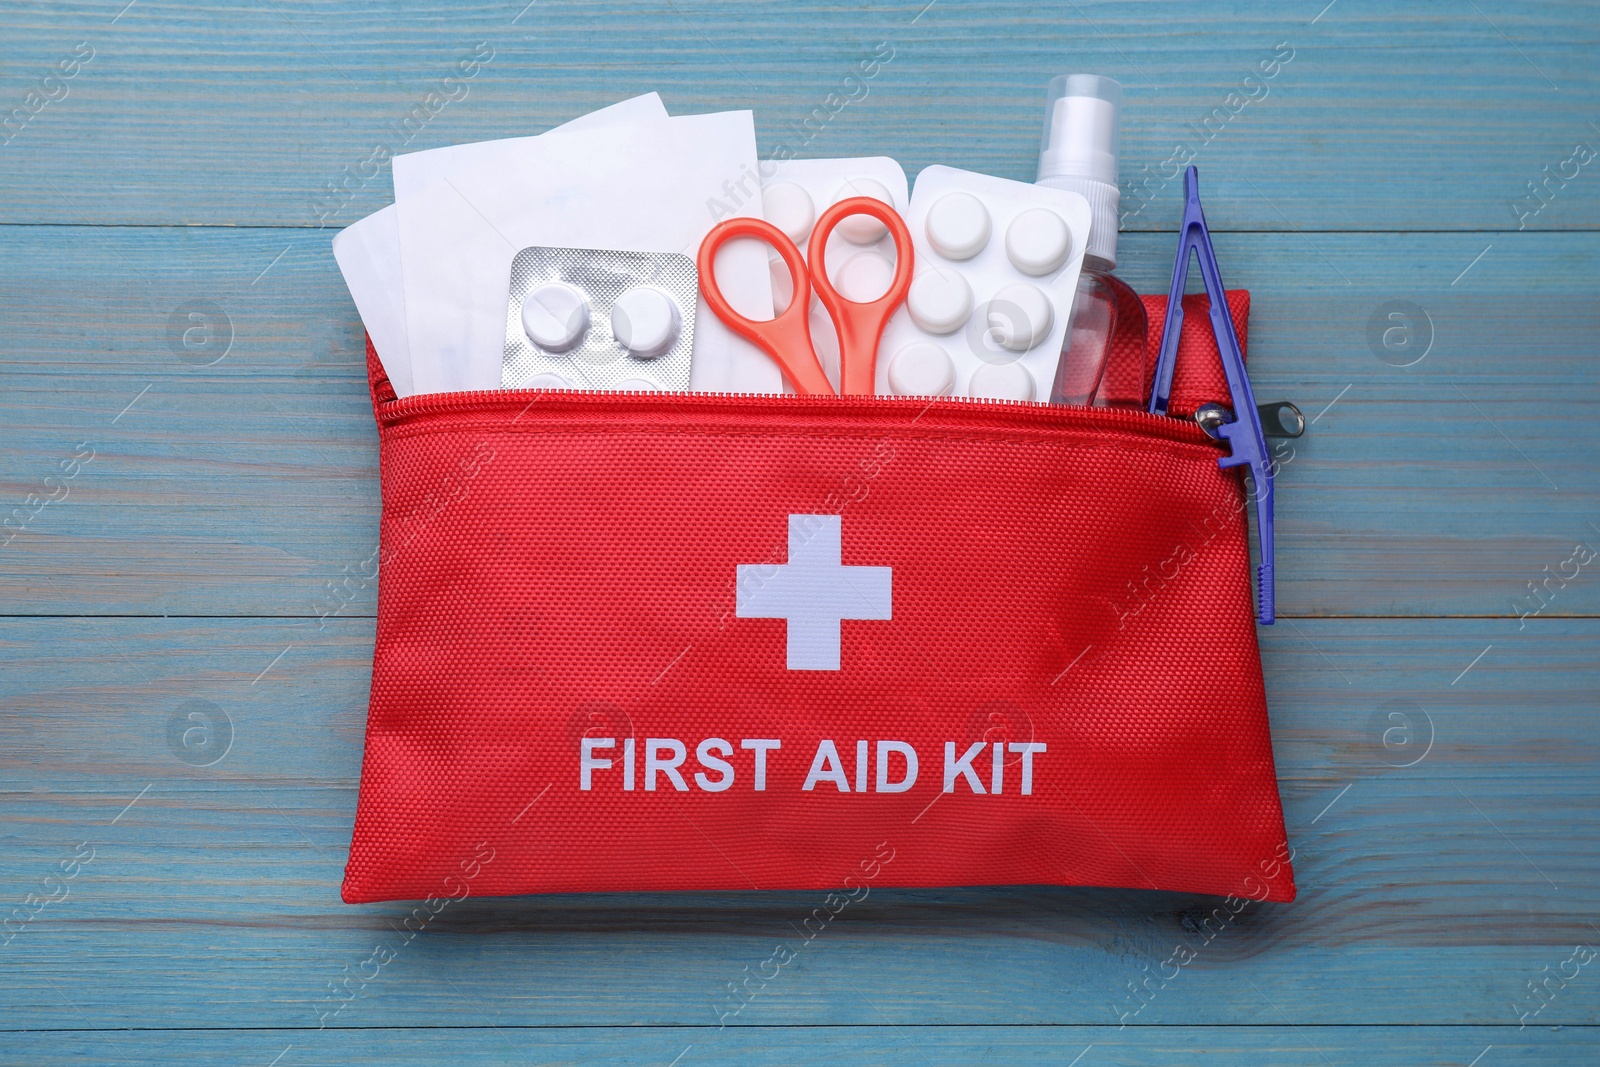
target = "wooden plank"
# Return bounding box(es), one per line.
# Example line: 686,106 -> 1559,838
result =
0,1 -> 1594,229
0,1026 -> 1591,1066
1,617 -> 1595,1030
1,226 -> 1596,618
2,2 -> 1597,1057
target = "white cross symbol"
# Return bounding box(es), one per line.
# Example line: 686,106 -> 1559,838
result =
736,514 -> 892,671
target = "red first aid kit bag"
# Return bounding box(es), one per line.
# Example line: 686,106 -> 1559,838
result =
341,290 -> 1295,905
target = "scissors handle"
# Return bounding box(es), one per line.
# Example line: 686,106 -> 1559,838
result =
697,217 -> 835,395
809,196 -> 915,395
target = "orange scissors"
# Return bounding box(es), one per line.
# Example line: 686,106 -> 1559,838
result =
696,196 -> 914,395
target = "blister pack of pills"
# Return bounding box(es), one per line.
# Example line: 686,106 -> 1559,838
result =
502,247 -> 698,392
876,165 -> 1093,401
760,157 -> 909,390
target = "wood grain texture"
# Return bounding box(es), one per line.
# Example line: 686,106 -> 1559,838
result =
2,0 -> 1597,1062
0,618 -> 1595,1031
0,1 -> 1596,229
2,1027 -> 1594,1066
1,226 -> 1596,617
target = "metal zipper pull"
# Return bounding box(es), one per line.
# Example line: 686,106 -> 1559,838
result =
1256,401 -> 1304,438
1195,401 -> 1304,440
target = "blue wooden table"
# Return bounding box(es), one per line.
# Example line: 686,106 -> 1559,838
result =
3,1 -> 1597,1063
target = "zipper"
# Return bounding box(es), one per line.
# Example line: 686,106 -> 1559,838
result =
377,387 -> 1220,449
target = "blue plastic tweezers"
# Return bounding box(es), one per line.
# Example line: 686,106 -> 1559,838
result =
1148,166 -> 1275,625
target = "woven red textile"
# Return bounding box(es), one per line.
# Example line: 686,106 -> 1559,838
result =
342,292 -> 1293,905
1096,289 -> 1250,415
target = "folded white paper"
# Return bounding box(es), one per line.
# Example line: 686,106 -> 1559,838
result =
396,106 -> 781,395
337,93 -> 669,397
332,204 -> 411,396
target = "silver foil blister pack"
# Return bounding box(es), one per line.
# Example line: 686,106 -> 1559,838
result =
502,246 -> 698,391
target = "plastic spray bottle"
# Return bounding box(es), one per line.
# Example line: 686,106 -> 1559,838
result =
1037,74 -> 1148,406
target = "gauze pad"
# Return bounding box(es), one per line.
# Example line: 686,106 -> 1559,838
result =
332,204 -> 412,397
338,93 -> 670,397
395,107 -> 778,396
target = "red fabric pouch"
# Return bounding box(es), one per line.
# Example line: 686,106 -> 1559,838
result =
341,290 -> 1295,904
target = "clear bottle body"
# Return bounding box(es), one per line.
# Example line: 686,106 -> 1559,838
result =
1049,255 -> 1147,406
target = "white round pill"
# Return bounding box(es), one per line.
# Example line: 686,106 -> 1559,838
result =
525,372 -> 574,389
830,177 -> 895,244
905,267 -> 973,335
987,282 -> 1054,352
887,343 -> 955,396
522,281 -> 590,352
924,192 -> 991,260
1005,207 -> 1073,276
611,286 -> 681,360
615,378 -> 661,391
969,362 -> 1037,402
832,251 -> 895,303
762,180 -> 816,244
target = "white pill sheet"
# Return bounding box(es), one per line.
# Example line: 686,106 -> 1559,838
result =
877,166 -> 1092,401
392,101 -> 780,396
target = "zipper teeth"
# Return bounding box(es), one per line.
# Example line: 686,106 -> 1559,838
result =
379,387 -> 1211,444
